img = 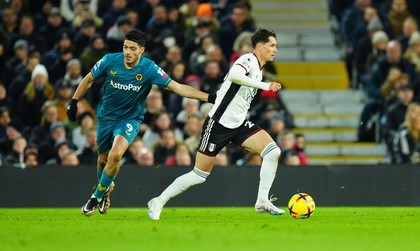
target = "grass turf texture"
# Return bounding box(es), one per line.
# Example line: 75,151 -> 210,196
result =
1,207 -> 419,251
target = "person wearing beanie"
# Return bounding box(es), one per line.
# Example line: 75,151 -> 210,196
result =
19,64 -> 55,127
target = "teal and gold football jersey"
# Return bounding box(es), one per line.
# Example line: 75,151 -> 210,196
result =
91,53 -> 171,121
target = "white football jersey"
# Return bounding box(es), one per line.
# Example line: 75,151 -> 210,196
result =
208,53 -> 263,129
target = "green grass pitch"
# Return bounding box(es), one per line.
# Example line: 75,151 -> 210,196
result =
1,207 -> 419,251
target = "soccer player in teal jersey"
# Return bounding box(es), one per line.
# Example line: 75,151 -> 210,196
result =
66,29 -> 211,216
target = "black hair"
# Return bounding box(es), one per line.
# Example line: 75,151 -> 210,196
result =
251,29 -> 276,48
125,29 -> 146,47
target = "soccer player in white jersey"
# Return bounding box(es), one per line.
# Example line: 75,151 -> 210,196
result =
148,28 -> 283,220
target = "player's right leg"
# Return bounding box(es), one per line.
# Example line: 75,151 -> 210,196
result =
148,117 -> 227,220
148,152 -> 215,220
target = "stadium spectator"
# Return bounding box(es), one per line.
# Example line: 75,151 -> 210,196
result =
192,2 -> 219,35
230,31 -> 253,64
33,0 -> 54,30
100,0 -> 128,37
19,64 -> 55,128
60,149 -> 80,166
28,100 -> 59,147
387,0 -> 415,38
278,130 -> 295,164
404,31 -> 420,73
41,29 -> 73,69
284,151 -> 302,166
202,44 -> 229,77
292,133 -> 309,166
23,150 -> 39,168
200,59 -> 224,94
176,97 -> 200,129
152,129 -> 178,165
122,136 -> 145,165
183,115 -> 201,154
137,0 -> 160,31
380,68 -> 410,106
37,7 -> 72,50
54,79 -> 75,122
218,1 -> 256,59
143,111 -> 183,150
142,88 -> 166,134
178,0 -> 200,37
0,107 -> 12,148
60,0 -> 102,29
381,83 -> 415,151
214,151 -> 229,166
145,4 -> 182,64
72,111 -> 95,154
164,61 -> 189,111
106,15 -> 133,53
77,127 -> 97,165
340,0 -> 373,82
38,121 -> 73,163
183,19 -> 215,61
159,45 -> 183,73
4,39 -> 29,87
166,143 -> 192,166
189,34 -> 217,75
396,17 -> 418,53
246,153 -> 262,166
355,30 -> 389,81
328,0 -> 355,25
0,7 -> 19,42
73,19 -> 97,58
47,48 -> 75,85
137,149 -> 155,166
392,102 -> 420,163
7,15 -> 47,58
4,136 -> 27,168
60,59 -> 83,89
360,40 -> 416,99
0,84 -> 12,113
8,53 -> 41,106
79,33 -> 108,74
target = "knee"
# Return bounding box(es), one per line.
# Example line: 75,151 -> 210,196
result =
107,152 -> 123,164
262,143 -> 281,161
97,156 -> 107,168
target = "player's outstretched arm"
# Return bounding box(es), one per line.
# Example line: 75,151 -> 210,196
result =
72,72 -> 95,100
228,64 -> 282,92
67,72 -> 95,121
166,80 -> 209,102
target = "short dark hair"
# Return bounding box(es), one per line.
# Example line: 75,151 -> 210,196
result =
251,29 -> 276,48
125,29 -> 146,47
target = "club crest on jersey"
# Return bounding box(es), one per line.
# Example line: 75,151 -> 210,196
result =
136,74 -> 143,81
208,143 -> 216,152
110,70 -> 117,76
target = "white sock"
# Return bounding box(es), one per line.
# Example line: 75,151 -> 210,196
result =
158,167 -> 209,204
257,142 -> 281,203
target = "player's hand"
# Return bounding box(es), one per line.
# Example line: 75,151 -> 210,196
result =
66,99 -> 78,121
268,82 -> 282,92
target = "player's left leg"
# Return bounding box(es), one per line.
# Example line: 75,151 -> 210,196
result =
240,130 -> 284,215
81,135 -> 129,216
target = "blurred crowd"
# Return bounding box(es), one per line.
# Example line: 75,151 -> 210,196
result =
0,0 -> 308,169
329,0 -> 420,164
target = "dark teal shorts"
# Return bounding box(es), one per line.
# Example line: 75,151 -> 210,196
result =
96,119 -> 141,153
